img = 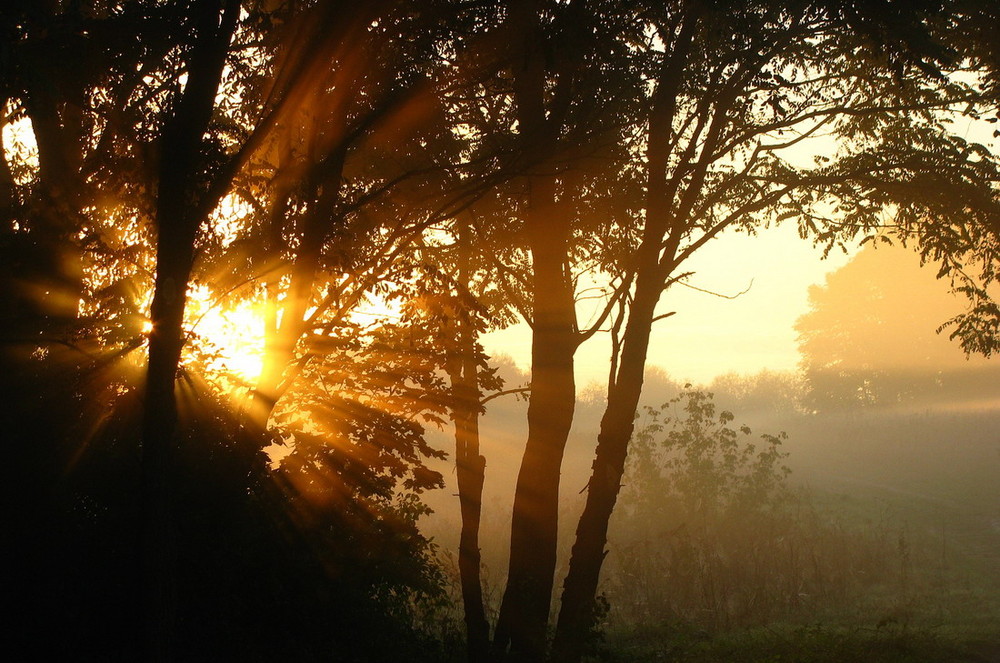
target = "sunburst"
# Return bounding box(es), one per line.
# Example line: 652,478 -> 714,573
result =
183,283 -> 266,386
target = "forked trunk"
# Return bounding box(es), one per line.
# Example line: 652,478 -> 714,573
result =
551,278 -> 661,663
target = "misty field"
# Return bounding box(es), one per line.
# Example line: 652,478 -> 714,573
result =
422,368 -> 1000,662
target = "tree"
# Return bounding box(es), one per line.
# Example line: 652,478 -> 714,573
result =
202,9 -> 518,659
796,243 -> 1000,411
554,2 -> 1000,661
457,2 -> 643,659
1,1 -> 471,658
896,0 -> 1000,357
235,0 -> 462,436
418,216 -> 510,663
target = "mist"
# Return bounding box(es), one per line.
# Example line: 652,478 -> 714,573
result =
422,244 -> 1000,661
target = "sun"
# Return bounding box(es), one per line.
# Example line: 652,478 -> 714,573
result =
183,284 -> 266,385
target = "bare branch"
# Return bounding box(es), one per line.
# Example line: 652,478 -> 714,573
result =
672,277 -> 753,300
480,386 -> 531,406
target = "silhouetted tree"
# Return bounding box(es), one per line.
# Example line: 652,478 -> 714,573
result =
895,0 -> 1000,357
554,2 -> 1000,661
459,3 -> 644,659
0,2 -> 477,659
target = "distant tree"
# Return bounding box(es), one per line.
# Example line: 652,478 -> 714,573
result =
796,243 -> 1000,411
709,370 -> 805,417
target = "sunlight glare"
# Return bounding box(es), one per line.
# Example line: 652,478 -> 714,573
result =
185,284 -> 266,385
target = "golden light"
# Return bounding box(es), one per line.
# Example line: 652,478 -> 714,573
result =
184,283 -> 266,385
349,292 -> 404,326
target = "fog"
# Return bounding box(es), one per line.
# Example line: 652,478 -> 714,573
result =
422,244 -> 1000,659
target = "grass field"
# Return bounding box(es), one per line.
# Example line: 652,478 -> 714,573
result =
589,405 -> 1000,662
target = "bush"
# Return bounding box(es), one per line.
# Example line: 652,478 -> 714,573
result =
604,388 -> 911,632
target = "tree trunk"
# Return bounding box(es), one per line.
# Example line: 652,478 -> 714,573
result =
449,221 -> 491,663
493,178 -> 577,662
453,332 -> 490,663
551,277 -> 661,663
139,3 -> 240,657
490,1 -> 582,657
551,13 -> 706,656
141,234 -> 196,661
18,77 -> 86,326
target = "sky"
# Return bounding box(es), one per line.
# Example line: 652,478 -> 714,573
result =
482,222 -> 856,388
480,113 -> 996,390
5,102 -> 989,392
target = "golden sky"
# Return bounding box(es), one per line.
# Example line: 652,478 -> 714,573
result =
484,223 -> 857,387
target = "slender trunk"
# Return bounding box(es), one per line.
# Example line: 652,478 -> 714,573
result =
450,221 -> 490,663
493,179 -> 577,662
0,109 -> 15,222
551,13 -> 709,656
141,99 -> 204,663
141,105 -> 208,660
141,231 -> 196,661
453,329 -> 490,662
551,277 -> 661,663
0,108 -> 25,324
243,179 -> 295,435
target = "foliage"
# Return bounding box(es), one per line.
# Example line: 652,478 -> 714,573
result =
709,370 -> 806,418
796,244 -> 1000,411
606,389 -> 793,629
626,389 -> 792,520
0,2 -> 470,659
603,389 -> 952,637
4,0 -> 1000,660
3,356 -> 455,661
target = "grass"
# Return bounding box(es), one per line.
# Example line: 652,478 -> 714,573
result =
588,403 -> 1000,662
595,621 -> 998,663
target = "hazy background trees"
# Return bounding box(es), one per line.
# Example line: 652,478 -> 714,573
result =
798,243 -> 1000,412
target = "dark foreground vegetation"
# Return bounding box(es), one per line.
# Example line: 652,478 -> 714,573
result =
3,0 -> 1000,661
